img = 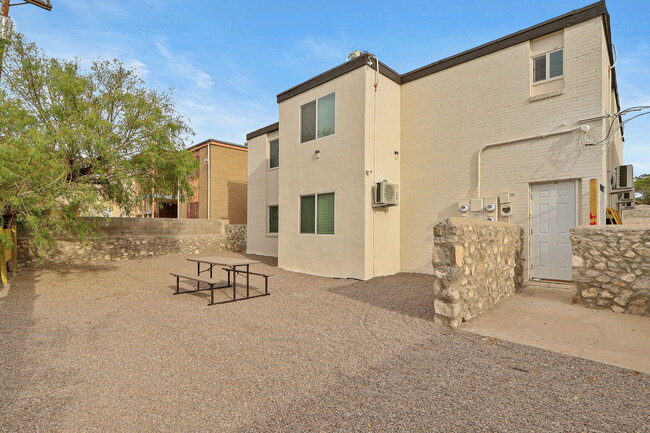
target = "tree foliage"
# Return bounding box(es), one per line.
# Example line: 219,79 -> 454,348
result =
634,174 -> 650,204
0,34 -> 198,251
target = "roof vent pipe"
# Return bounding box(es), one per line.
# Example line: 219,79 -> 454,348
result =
347,50 -> 362,61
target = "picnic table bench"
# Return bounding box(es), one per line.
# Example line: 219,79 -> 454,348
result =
170,256 -> 271,305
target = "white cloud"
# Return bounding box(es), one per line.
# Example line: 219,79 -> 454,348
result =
155,41 -> 214,89
124,58 -> 149,77
301,35 -> 344,61
178,97 -> 276,144
61,0 -> 126,20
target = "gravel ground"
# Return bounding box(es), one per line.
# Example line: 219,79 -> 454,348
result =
1,251 -> 648,433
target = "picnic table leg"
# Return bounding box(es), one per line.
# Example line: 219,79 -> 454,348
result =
210,284 -> 214,305
197,261 -> 200,276
232,267 -> 236,301
210,264 -> 213,279
176,276 -> 180,294
264,275 -> 268,295
246,265 -> 250,298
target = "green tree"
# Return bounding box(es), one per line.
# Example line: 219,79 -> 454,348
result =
0,34 -> 198,251
634,174 -> 650,204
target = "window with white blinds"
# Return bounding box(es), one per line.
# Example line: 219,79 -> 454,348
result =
316,193 -> 334,234
300,193 -> 334,235
300,93 -> 335,143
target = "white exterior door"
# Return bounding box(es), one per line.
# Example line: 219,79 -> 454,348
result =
531,181 -> 577,281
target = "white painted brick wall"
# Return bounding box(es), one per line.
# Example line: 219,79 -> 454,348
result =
400,17 -> 611,276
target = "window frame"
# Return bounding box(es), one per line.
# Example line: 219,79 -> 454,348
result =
299,192 -> 335,235
300,93 -> 336,144
268,205 -> 279,235
532,48 -> 564,84
268,138 -> 279,170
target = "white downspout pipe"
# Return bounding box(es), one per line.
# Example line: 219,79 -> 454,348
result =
207,142 -> 211,219
477,126 -> 584,197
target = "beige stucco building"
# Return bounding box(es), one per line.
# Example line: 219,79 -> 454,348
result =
179,139 -> 248,224
246,1 -> 625,281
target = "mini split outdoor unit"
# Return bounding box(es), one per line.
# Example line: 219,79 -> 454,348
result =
611,164 -> 634,191
372,180 -> 399,207
617,191 -> 635,203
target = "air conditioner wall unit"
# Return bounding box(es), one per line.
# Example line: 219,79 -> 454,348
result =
614,164 -> 633,190
617,191 -> 634,203
372,180 -> 399,207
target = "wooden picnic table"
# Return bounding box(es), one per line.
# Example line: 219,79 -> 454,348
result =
170,256 -> 269,305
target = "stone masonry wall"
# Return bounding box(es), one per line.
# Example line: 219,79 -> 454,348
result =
622,205 -> 650,226
431,218 -> 524,328
225,224 -> 246,252
571,225 -> 650,316
18,217 -> 228,266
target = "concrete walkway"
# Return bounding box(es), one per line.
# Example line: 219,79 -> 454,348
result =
463,281 -> 650,373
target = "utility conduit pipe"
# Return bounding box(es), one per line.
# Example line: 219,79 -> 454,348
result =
207,142 -> 211,219
476,125 -> 586,197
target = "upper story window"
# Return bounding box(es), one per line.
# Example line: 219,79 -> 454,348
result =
533,49 -> 563,83
301,93 -> 335,143
269,139 -> 279,169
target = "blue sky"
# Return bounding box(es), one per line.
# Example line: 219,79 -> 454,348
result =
8,0 -> 650,174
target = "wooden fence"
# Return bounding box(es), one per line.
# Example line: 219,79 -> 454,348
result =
1,225 -> 17,284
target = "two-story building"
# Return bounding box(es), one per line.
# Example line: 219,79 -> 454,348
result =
179,139 -> 248,223
246,1 -> 624,281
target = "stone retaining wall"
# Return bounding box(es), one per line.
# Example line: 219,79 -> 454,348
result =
571,225 -> 650,316
431,218 -> 524,328
622,204 -> 650,226
225,224 -> 246,252
18,217 -> 228,265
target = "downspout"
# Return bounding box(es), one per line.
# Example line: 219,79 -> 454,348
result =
207,142 -> 211,219
367,54 -> 379,278
476,126 -> 585,197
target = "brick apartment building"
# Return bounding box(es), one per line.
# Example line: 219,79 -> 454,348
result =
179,139 -> 248,224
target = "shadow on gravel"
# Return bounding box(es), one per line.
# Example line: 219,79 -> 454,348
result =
327,273 -> 436,321
36,262 -> 117,277
236,333 -> 649,433
244,254 -> 278,267
0,269 -> 73,431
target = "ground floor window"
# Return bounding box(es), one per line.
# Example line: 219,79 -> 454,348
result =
269,205 -> 279,233
300,193 -> 334,234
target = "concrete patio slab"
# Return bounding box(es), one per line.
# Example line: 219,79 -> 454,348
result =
463,281 -> 650,373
